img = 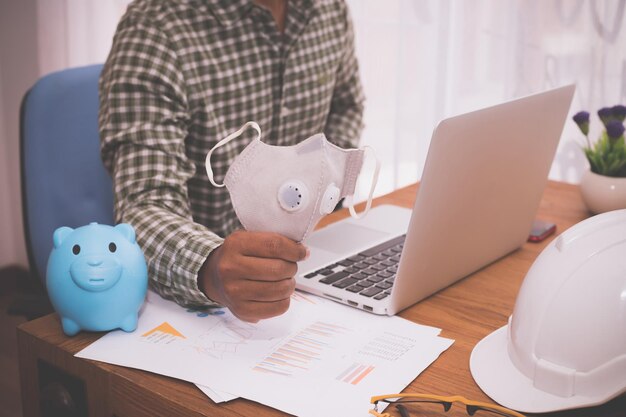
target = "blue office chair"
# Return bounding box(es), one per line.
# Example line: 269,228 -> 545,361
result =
20,64 -> 113,286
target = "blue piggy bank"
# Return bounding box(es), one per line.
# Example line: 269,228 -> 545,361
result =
46,222 -> 148,336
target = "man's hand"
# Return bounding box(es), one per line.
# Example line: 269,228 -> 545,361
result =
199,230 -> 309,323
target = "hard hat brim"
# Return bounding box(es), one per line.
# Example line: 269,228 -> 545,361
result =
470,325 -> 610,413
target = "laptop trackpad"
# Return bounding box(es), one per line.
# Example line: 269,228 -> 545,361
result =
299,205 -> 411,275
307,222 -> 390,255
299,223 -> 391,275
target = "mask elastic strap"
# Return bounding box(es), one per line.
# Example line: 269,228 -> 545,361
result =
347,145 -> 380,219
205,121 -> 261,187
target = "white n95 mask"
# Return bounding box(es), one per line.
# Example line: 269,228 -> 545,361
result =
205,122 -> 380,242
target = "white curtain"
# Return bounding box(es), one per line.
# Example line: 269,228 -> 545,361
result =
348,0 -> 626,200
1,0 -> 625,268
36,0 -> 131,74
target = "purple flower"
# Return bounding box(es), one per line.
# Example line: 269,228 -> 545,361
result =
598,107 -> 614,126
606,120 -> 625,140
572,111 -> 590,135
572,111 -> 589,125
612,105 -> 626,122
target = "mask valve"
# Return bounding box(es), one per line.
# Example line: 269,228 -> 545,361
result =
278,181 -> 309,212
320,183 -> 341,215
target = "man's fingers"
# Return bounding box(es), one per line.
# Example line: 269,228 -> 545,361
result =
209,231 -> 307,322
230,277 -> 296,302
232,256 -> 298,281
233,298 -> 292,322
237,231 -> 308,262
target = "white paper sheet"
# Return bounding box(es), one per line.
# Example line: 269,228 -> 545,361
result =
77,291 -> 453,416
196,384 -> 238,403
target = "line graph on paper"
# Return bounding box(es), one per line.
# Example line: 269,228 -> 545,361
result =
180,292 -> 320,361
253,321 -> 350,377
185,316 -> 258,360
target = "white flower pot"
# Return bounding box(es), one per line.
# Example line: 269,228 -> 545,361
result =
580,170 -> 626,214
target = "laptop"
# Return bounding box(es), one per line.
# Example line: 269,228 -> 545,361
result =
296,85 -> 575,316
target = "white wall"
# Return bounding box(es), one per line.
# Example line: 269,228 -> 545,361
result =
0,0 -> 128,270
0,64 -> 18,266
0,0 -> 40,268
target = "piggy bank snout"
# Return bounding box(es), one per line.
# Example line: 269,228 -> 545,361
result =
70,255 -> 122,292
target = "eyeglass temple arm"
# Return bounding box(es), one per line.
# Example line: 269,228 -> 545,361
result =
369,394 -> 526,417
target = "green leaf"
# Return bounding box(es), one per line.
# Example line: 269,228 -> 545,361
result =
584,133 -> 626,177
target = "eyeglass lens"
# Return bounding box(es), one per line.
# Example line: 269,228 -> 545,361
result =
379,398 -> 518,417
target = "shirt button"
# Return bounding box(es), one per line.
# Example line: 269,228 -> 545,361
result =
280,105 -> 291,117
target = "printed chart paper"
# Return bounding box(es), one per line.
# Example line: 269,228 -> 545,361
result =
77,291 -> 453,416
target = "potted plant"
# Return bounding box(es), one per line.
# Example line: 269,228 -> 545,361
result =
572,105 -> 626,213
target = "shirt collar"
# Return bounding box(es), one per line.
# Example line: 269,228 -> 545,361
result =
204,0 -> 253,27
204,0 -> 316,27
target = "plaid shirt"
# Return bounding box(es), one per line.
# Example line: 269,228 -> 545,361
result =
99,0 -> 364,307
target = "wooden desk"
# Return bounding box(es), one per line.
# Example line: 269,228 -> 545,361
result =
18,181 -> 626,417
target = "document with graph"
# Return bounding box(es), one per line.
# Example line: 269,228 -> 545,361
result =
76,290 -> 453,417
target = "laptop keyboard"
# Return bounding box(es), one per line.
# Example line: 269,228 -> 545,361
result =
302,234 -> 406,301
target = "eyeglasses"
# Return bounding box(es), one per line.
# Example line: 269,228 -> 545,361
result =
370,394 -> 526,417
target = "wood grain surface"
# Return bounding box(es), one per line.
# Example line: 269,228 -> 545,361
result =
18,181 -> 626,417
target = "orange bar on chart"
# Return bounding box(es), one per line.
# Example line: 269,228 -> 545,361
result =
351,365 -> 375,385
142,322 -> 186,339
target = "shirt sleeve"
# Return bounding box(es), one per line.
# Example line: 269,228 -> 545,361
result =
323,3 -> 365,149
99,11 -> 222,308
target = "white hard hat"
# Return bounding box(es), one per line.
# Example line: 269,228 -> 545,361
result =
470,209 -> 626,413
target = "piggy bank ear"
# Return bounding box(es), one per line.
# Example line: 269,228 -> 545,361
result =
53,227 -> 74,248
115,223 -> 136,243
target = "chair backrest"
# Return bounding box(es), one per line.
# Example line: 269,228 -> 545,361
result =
20,64 -> 113,282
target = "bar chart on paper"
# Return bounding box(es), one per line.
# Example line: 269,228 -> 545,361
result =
254,321 -> 350,377
76,290 -> 455,417
337,362 -> 375,385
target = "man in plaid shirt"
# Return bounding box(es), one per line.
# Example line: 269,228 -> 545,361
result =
99,0 -> 364,322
